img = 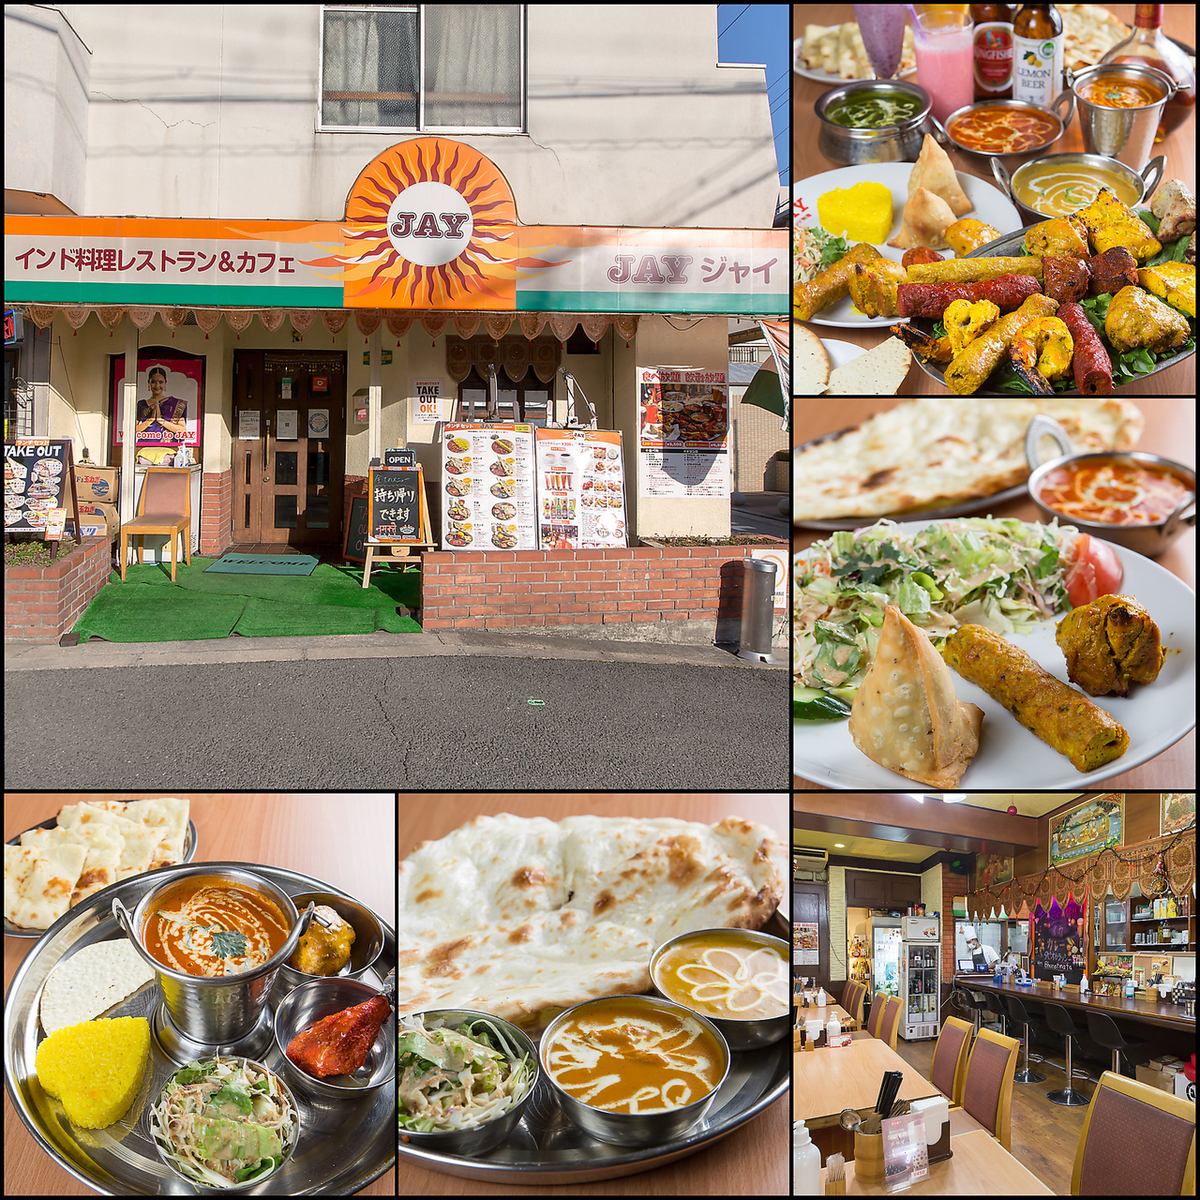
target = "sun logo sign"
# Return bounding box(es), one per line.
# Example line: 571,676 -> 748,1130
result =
340,139 -> 520,309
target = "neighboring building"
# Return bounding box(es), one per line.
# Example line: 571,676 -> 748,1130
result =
5,4 -> 785,554
727,326 -> 786,494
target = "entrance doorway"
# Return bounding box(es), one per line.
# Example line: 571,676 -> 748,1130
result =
232,350 -> 346,548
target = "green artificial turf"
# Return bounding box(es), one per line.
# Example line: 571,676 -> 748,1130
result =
73,558 -> 421,642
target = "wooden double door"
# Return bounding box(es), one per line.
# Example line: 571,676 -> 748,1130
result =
232,350 -> 346,548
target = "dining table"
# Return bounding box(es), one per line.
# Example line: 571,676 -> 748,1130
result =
817,1128 -> 1055,1195
792,2 -> 1197,398
794,1035 -> 943,1122
795,999 -> 859,1030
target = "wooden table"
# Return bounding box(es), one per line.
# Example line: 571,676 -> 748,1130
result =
817,1129 -> 1055,1195
400,793 -> 790,1197
795,1036 -> 942,1122
3,793 -> 396,1198
796,1000 -> 859,1030
792,2 -> 1197,398
961,976 -> 1196,1034
793,398 -> 1196,790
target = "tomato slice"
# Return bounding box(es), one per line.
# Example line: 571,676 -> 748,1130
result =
1065,533 -> 1125,607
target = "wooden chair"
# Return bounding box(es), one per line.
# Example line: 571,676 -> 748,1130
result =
878,995 -> 903,1050
1071,1070 -> 1195,1196
930,1016 -> 974,1107
842,980 -> 865,1029
961,1027 -> 1021,1150
119,467 -> 192,582
866,990 -> 888,1038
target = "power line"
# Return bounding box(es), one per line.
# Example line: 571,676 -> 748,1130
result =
718,4 -> 752,38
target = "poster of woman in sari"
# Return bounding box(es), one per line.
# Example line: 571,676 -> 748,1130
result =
111,347 -> 203,465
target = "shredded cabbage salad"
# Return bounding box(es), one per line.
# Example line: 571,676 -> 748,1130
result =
794,518 -> 1077,701
399,1015 -> 533,1134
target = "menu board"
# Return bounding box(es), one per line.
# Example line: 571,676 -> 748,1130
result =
367,465 -> 429,544
4,440 -> 72,535
534,429 -> 627,550
441,422 -> 537,551
637,366 -> 729,500
1032,902 -> 1088,984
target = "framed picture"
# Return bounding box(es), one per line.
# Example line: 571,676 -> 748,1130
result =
1049,795 -> 1124,866
976,851 -> 1013,890
110,346 -> 204,465
1161,793 -> 1196,835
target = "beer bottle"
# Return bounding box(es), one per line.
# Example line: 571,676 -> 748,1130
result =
971,5 -> 1016,99
1012,4 -> 1064,106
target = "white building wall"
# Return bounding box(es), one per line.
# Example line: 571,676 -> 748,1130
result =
11,4 -> 778,229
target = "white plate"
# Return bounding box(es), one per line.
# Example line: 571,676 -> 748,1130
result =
793,166 -> 1023,328
792,337 -> 864,396
793,523 -> 1197,790
792,35 -> 917,84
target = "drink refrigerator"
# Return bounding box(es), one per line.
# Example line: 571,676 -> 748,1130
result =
869,918 -> 903,997
900,915 -> 941,1041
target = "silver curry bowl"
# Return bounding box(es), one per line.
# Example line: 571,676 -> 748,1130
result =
1025,415 -> 1196,558
114,863 -> 315,1044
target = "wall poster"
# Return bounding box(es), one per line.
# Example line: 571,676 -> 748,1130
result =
110,346 -> 203,464
534,428 -> 626,549
1161,793 -> 1196,835
1049,795 -> 1124,866
637,367 -> 729,499
1032,898 -> 1088,984
793,921 -> 819,966
976,851 -> 1014,891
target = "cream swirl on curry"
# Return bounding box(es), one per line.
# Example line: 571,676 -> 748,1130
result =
542,999 -> 724,1114
655,934 -> 789,1020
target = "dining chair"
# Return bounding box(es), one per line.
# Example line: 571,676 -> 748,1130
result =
878,995 -> 903,1050
961,1026 -> 1021,1150
1070,1070 -> 1195,1196
119,467 -> 191,582
929,1016 -> 974,1107
866,991 -> 888,1039
842,980 -> 865,1029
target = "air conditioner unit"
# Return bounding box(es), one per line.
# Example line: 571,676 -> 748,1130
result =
793,847 -> 829,874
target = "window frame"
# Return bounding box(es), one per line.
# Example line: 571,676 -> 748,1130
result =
317,4 -> 527,135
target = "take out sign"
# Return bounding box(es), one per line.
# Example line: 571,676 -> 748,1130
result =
4,139 -> 785,315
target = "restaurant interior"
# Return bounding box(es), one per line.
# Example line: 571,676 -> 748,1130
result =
793,792 -> 1196,1195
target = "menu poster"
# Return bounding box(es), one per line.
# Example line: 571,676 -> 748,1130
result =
882,1113 -> 930,1189
4,439 -> 72,536
640,447 -> 730,498
793,922 -> 819,966
441,422 -> 537,551
534,428 -> 627,549
638,366 -> 730,500
1032,900 -> 1088,985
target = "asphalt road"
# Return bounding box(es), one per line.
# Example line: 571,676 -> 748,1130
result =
5,656 -> 789,789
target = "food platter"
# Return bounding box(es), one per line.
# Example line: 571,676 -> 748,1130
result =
4,817 -> 198,939
793,524 -> 1196,790
3,861 -> 396,1196
791,430 -> 1027,530
910,228 -> 1197,393
398,910 -> 790,1186
793,169 -> 1021,327
792,35 -> 916,85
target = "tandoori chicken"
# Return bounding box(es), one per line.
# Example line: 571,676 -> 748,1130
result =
286,993 -> 392,1078
1055,593 -> 1165,697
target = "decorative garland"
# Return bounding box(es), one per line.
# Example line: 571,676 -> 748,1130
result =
967,823 -> 1195,916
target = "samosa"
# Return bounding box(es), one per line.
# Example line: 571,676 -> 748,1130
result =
888,187 -> 957,250
848,605 -> 983,787
909,135 -> 973,218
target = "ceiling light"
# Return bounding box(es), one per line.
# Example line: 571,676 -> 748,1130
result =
834,843 -> 845,848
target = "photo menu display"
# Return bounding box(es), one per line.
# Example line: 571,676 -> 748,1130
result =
441,422 -> 538,550
535,429 -> 627,550
4,440 -> 70,535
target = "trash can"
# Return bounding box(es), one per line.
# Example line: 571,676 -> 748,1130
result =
737,558 -> 777,664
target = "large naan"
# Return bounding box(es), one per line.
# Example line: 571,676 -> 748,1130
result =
793,398 -> 1143,521
399,813 -> 786,1028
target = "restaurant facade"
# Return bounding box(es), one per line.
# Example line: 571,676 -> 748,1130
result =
5,4 -> 785,632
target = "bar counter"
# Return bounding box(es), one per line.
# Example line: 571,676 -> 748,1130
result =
956,976 -> 1195,1033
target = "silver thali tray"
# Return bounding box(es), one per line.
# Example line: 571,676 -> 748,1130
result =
792,430 -> 1026,531
5,815 -> 199,938
398,909 -> 789,1186
911,228 -> 1197,395
4,860 -> 396,1196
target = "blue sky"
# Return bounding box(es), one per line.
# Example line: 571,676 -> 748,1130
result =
717,4 -> 789,183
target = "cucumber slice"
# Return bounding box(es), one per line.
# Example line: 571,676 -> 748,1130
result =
793,688 -> 851,721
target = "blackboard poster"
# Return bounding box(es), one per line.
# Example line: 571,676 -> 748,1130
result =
342,495 -> 369,563
1033,900 -> 1088,984
384,447 -> 417,467
4,439 -> 73,536
367,465 -> 429,544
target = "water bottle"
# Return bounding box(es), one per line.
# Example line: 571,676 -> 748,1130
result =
817,986 -> 827,1007
793,1119 -> 821,1195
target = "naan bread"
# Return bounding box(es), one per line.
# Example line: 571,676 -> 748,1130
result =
4,842 -> 87,930
400,814 -> 786,1028
793,398 -> 1143,521
849,605 -> 983,787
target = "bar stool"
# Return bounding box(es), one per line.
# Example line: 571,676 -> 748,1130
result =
1003,994 -> 1046,1084
983,991 -> 1008,1036
963,989 -> 990,1034
1085,1010 -> 1153,1079
1045,1004 -> 1092,1106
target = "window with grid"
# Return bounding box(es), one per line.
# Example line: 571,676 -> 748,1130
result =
320,4 -> 524,132
458,368 -> 550,426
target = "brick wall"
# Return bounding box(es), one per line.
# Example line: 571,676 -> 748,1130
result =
941,869 -> 969,982
5,537 -> 112,642
420,543 -> 778,631
199,469 -> 232,556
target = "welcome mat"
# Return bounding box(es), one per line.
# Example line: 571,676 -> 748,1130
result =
205,553 -> 319,576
